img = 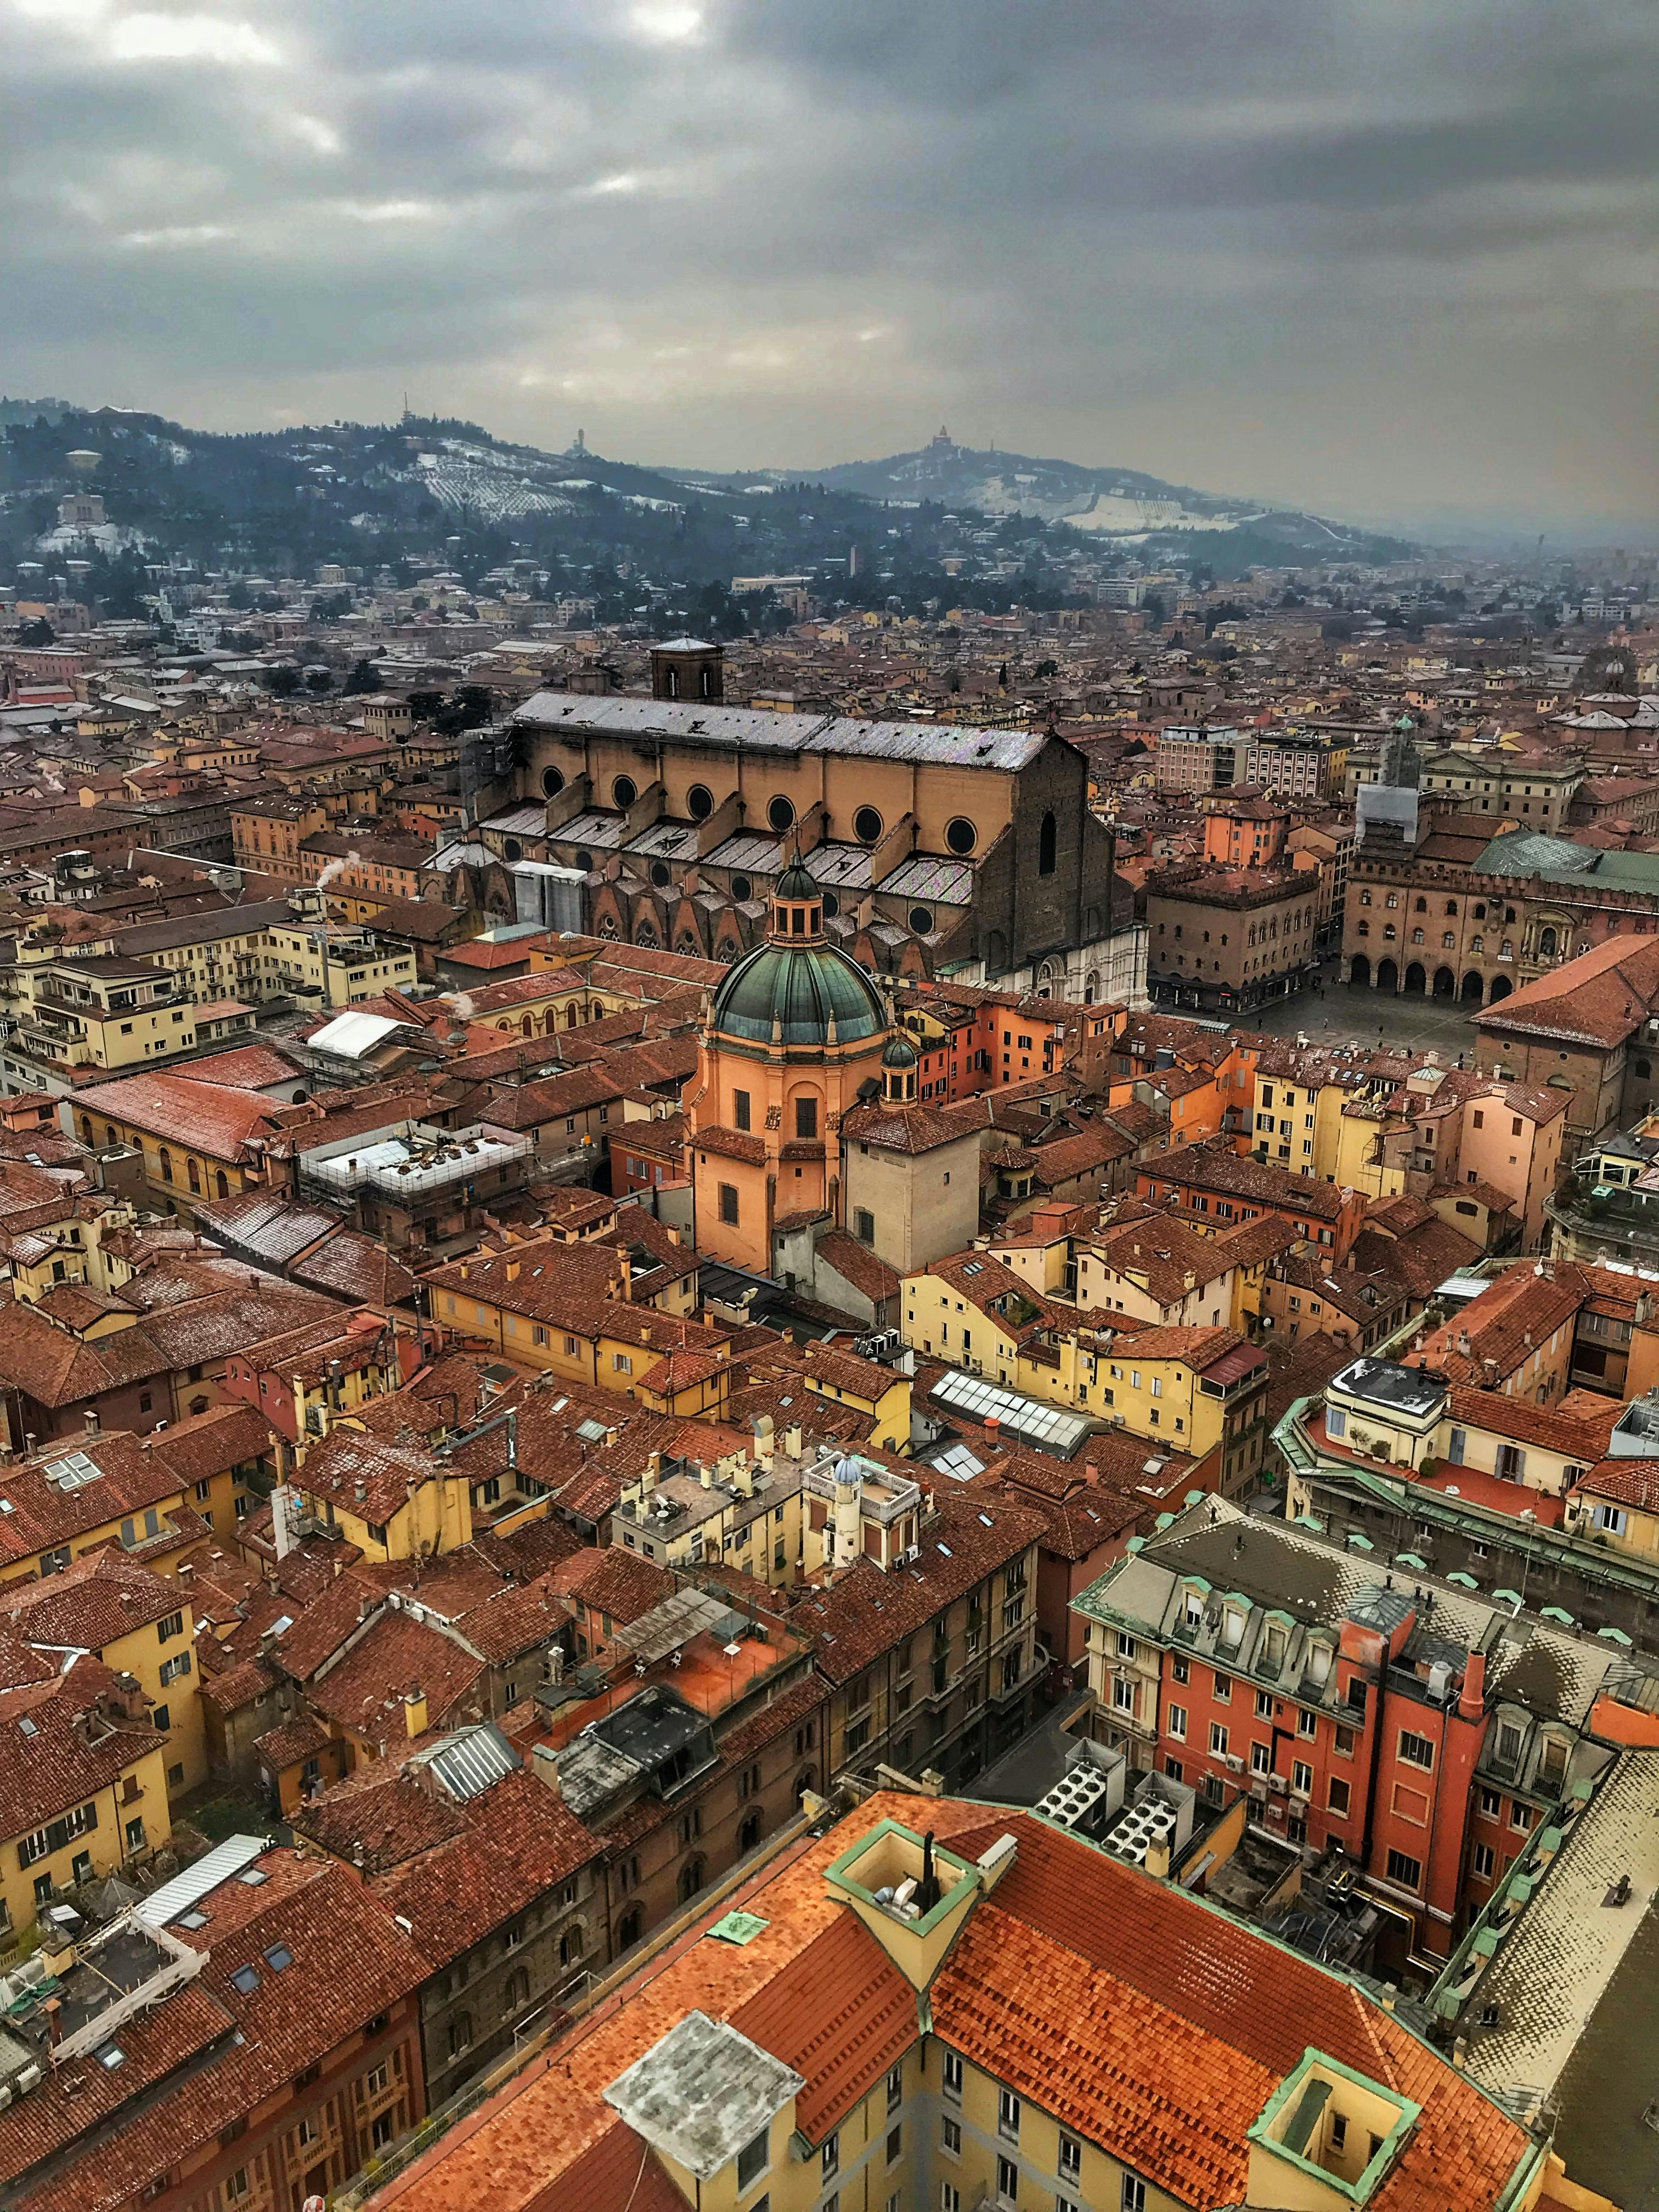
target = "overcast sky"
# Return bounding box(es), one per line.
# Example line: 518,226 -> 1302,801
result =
5,0 -> 1656,535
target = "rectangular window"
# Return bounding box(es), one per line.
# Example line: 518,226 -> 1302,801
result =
942,2050 -> 963,2101
719,1182 -> 739,1226
1211,1671 -> 1232,1701
1167,1703 -> 1187,1740
1329,1778 -> 1351,1815
1399,1730 -> 1435,1771
888,2063 -> 903,2113
1386,1847 -> 1423,1890
998,2087 -> 1020,2141
941,2115 -> 961,2157
1250,1741 -> 1271,1776
1255,1690 -> 1274,1719
1170,1655 -> 1189,1683
887,2124 -> 902,2165
997,2157 -> 1019,2207
1123,2177 -> 1147,2212
1293,1760 -> 1313,1794
795,1096 -> 819,1139
733,1090 -> 752,1132
823,2132 -> 840,2179
736,2128 -> 770,2190
1059,2132 -> 1082,2181
1209,1723 -> 1229,1756
1473,1843 -> 1495,1879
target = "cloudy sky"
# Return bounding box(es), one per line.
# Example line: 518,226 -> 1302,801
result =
4,0 -> 1657,534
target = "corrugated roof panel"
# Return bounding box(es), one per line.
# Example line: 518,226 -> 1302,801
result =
138,1833 -> 271,1925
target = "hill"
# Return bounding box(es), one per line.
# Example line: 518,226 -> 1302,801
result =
672,426 -> 1416,563
0,403 -> 1415,590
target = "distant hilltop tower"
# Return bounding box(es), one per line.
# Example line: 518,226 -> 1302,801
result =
65,449 -> 101,477
928,424 -> 953,451
568,427 -> 588,457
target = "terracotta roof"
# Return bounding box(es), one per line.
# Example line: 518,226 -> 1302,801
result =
793,1497 -> 1046,1684
145,1402 -> 274,1488
0,1430 -> 183,1570
72,1070 -> 284,1159
691,1123 -> 769,1166
0,1548 -> 182,1652
1474,933 -> 1659,1051
548,1546 -> 675,1626
814,1228 -> 901,1302
13,1852 -> 427,2212
1573,1456 -> 1659,1513
306,1610 -> 486,1748
369,1791 -> 1528,2212
0,1657 -> 166,1845
1142,1137 -> 1351,1219
1444,1384 -> 1620,1459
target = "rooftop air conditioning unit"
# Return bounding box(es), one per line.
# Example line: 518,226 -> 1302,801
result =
1268,1773 -> 1289,1793
1223,1752 -> 1244,1774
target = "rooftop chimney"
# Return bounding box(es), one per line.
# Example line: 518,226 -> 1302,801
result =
1458,1646 -> 1487,1722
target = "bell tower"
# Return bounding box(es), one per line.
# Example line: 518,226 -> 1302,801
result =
650,637 -> 725,704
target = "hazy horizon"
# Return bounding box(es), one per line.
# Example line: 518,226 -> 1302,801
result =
5,1 -> 1657,540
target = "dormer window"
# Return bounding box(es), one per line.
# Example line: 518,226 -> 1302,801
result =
1184,1591 -> 1204,1629
1221,1606 -> 1245,1647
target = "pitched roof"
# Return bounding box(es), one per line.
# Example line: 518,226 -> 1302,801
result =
0,1657 -> 166,1845
72,1070 -> 284,1159
1473,933 -> 1659,1050
368,1791 -> 1531,2212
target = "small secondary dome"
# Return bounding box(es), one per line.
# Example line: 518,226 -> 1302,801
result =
882,1032 -> 919,1069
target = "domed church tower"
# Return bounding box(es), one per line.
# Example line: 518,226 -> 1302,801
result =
689,856 -> 894,1272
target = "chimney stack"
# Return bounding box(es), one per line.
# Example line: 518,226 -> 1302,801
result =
1458,1647 -> 1487,1722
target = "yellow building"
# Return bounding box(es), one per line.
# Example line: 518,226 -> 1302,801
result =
393,1793 -> 1577,2212
0,1658 -> 171,1942
0,1550 -> 208,1796
423,1233 -> 706,1401
7,956 -> 204,1075
285,1425 -> 474,1563
0,1431 -> 194,1589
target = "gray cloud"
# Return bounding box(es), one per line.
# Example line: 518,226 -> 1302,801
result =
2,0 -> 1655,532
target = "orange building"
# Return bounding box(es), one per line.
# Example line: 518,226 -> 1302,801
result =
689,857 -> 897,1272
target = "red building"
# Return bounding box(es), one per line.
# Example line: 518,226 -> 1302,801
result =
1076,1499 -> 1611,1967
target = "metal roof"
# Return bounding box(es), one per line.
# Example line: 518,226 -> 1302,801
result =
512,692 -> 1047,771
407,1720 -> 521,1802
137,1834 -> 271,1926
877,855 -> 977,904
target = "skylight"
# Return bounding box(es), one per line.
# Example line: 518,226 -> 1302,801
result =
263,1943 -> 292,1972
230,1963 -> 261,1994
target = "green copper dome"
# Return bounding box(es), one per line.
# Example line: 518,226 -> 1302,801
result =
710,939 -> 889,1047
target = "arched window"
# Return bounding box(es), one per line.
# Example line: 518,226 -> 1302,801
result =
1538,926 -> 1557,958
215,1170 -> 229,1198
1414,897 -> 1427,912
617,1904 -> 644,1950
158,1147 -> 173,1183
678,1859 -> 704,1903
1442,933 -> 1455,949
188,1159 -> 201,1194
448,2011 -> 472,2057
664,665 -> 679,699
1038,811 -> 1057,876
739,1810 -> 763,1855
559,1925 -> 583,1966
80,1115 -> 93,1144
